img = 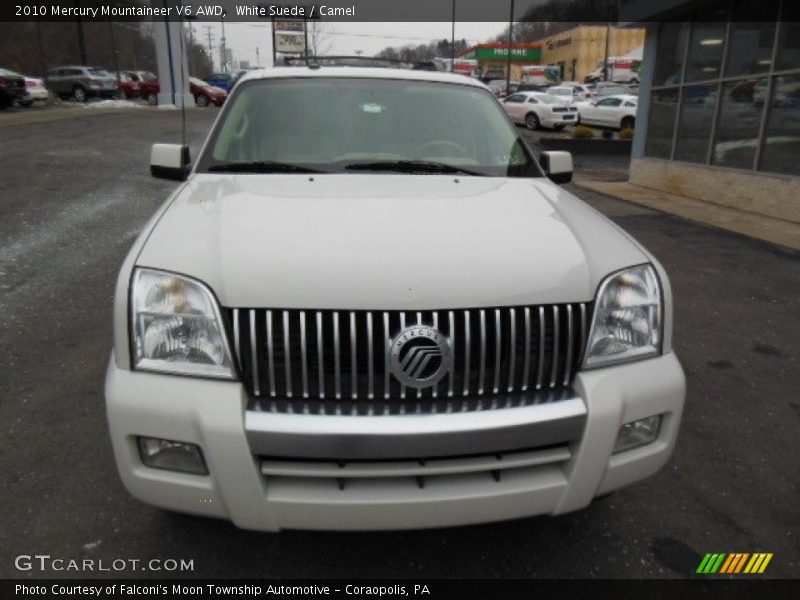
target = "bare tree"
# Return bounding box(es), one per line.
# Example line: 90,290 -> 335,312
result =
307,21 -> 334,57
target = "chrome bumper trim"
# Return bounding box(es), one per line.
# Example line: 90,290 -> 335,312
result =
244,395 -> 586,459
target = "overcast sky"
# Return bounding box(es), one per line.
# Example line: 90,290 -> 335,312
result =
198,22 -> 507,68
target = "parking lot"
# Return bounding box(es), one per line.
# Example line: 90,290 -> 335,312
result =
0,105 -> 797,579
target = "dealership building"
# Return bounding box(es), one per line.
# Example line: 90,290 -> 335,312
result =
536,25 -> 645,83
616,0 -> 800,234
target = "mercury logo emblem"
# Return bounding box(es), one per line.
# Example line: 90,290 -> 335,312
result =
389,325 -> 452,389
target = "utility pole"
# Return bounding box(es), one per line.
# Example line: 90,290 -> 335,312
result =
450,0 -> 456,71
75,0 -> 87,64
220,17 -> 228,73
204,25 -> 215,70
603,2 -> 612,82
505,0 -> 515,95
109,21 -> 121,85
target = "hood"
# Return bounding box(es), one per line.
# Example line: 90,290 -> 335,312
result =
136,174 -> 646,309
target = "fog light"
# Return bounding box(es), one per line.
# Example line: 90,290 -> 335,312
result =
613,415 -> 662,454
137,437 -> 208,475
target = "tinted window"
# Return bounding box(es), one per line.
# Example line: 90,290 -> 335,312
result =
775,3 -> 800,71
597,98 -> 622,107
712,77 -> 767,168
759,73 -> 800,175
724,0 -> 779,76
684,3 -> 728,82
505,94 -> 525,103
674,85 -> 718,163
645,88 -> 679,159
653,22 -> 688,86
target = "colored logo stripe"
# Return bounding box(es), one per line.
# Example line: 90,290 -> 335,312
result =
697,553 -> 773,574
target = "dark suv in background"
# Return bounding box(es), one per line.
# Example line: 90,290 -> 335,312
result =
46,66 -> 118,102
0,68 -> 26,109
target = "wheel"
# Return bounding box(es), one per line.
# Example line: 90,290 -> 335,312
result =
524,112 -> 540,130
146,92 -> 158,106
195,94 -> 209,107
621,116 -> 635,130
119,89 -> 127,100
20,99 -> 33,107
629,77 -> 639,84
73,85 -> 87,102
554,124 -> 566,131
0,97 -> 9,110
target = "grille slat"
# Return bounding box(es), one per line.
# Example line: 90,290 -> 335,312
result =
231,303 -> 591,412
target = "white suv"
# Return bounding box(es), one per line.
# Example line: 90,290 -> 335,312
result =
106,67 -> 685,531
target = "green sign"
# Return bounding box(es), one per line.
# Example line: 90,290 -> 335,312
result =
464,46 -> 542,62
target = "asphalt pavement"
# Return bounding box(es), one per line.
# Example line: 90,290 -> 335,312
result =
0,106 -> 797,579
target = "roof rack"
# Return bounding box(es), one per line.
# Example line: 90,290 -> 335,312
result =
276,55 -> 440,71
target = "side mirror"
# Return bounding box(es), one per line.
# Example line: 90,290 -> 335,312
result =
150,143 -> 190,181
540,151 -> 573,184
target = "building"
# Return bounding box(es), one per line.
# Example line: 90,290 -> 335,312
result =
537,25 -> 646,83
458,42 -> 542,81
621,0 -> 800,229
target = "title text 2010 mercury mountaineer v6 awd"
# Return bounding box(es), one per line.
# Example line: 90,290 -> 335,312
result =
106,67 -> 685,531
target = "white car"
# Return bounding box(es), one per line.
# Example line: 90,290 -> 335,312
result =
106,67 -> 685,532
503,91 -> 579,130
574,94 -> 638,130
549,83 -> 592,102
20,76 -> 48,106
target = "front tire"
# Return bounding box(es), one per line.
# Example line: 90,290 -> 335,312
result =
525,112 -> 540,130
195,94 -> 209,107
73,86 -> 87,102
621,116 -> 635,130
146,92 -> 158,106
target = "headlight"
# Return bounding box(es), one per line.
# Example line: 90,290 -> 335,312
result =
130,268 -> 235,378
583,264 -> 662,368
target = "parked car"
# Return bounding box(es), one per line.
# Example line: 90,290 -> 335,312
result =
507,82 -> 551,95
486,78 -> 509,97
107,67 -> 685,532
190,77 -> 227,106
0,68 -> 27,108
115,72 -> 141,99
555,82 -> 594,100
20,76 -> 49,106
574,94 -> 638,129
546,85 -> 588,105
46,65 -> 118,101
503,91 -> 579,130
204,72 -> 236,92
126,71 -> 159,105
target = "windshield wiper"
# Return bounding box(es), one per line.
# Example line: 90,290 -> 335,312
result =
344,160 -> 482,176
208,161 -> 324,174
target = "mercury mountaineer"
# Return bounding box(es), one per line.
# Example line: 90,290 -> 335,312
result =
105,66 -> 686,531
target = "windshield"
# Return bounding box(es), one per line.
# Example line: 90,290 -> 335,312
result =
88,68 -> 109,76
198,77 -> 540,177
548,88 -> 571,96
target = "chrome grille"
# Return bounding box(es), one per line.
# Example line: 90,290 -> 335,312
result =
227,304 -> 590,408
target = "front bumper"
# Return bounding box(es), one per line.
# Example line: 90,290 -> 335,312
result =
105,352 -> 685,531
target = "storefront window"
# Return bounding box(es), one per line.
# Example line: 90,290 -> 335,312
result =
645,88 -> 679,159
653,22 -> 688,86
645,0 -> 800,174
759,74 -> 800,175
712,78 -> 767,168
724,0 -> 779,76
684,3 -> 728,82
775,4 -> 800,71
674,85 -> 718,163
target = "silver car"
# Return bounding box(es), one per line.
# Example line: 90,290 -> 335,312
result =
46,65 -> 118,102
